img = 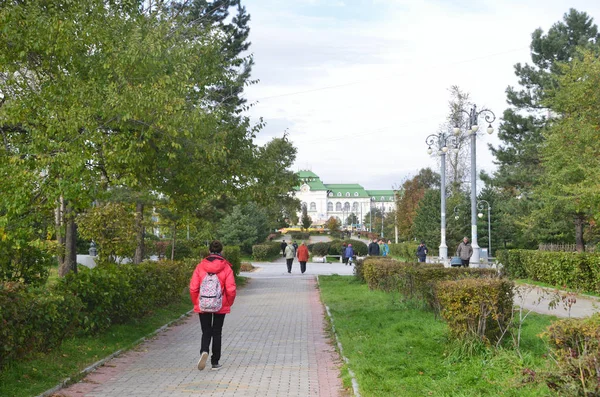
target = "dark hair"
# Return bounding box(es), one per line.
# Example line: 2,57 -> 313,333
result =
209,240 -> 223,254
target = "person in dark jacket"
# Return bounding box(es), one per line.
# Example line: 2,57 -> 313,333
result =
280,240 -> 287,257
456,237 -> 473,267
368,238 -> 380,256
344,244 -> 355,265
416,241 -> 428,262
190,240 -> 236,371
292,241 -> 298,256
341,242 -> 348,264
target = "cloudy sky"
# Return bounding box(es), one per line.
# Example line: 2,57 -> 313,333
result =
242,0 -> 600,190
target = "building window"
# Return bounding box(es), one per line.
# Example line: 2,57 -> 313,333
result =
381,196 -> 385,201
354,192 -> 359,197
310,202 -> 316,211
302,202 -> 307,209
328,191 -> 333,197
345,192 -> 350,197
344,202 -> 350,211
335,202 -> 342,211
327,202 -> 333,211
337,192 -> 342,197
352,202 -> 359,211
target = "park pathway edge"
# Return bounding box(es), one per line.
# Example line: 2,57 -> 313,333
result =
317,275 -> 361,397
37,310 -> 193,397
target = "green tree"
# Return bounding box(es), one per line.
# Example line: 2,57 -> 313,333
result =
396,168 -> 440,241
536,49 -> 600,251
217,202 -> 269,253
411,190 -> 441,254
301,204 -> 312,230
482,9 -> 600,248
325,216 -> 341,233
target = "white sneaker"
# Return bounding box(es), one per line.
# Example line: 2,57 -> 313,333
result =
197,352 -> 208,370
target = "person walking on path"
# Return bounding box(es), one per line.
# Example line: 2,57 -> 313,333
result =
456,237 -> 473,267
368,238 -> 380,256
293,241 -> 299,256
416,241 -> 428,263
381,240 -> 390,257
285,241 -> 296,273
341,242 -> 348,264
189,240 -> 236,371
297,241 -> 309,274
344,244 -> 355,266
280,240 -> 287,257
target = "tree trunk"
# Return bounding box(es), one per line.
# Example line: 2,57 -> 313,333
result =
134,202 -> 144,264
55,197 -> 65,268
574,214 -> 585,253
59,205 -> 78,276
171,224 -> 176,261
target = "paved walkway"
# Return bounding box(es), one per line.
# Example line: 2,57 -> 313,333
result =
515,284 -> 599,319
54,259 -> 353,397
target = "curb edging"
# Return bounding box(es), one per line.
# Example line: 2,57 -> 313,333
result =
37,310 -> 193,397
316,275 -> 361,397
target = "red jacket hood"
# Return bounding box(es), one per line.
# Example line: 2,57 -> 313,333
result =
201,255 -> 229,274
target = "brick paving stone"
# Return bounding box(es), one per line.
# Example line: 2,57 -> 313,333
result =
54,262 -> 347,397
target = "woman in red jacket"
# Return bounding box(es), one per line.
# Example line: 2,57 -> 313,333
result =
297,241 -> 309,274
190,240 -> 236,371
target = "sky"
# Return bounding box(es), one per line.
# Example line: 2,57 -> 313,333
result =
242,0 -> 600,190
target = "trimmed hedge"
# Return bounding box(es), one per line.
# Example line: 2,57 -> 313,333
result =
252,242 -> 281,261
290,232 -> 310,240
311,242 -> 330,257
389,242 -> 420,260
0,282 -> 83,369
496,249 -> 600,293
311,239 -> 368,257
544,313 -> 600,395
436,278 -> 514,344
58,260 -> 192,334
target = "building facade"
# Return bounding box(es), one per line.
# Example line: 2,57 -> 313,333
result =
294,170 -> 395,228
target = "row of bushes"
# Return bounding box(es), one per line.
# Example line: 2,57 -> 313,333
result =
388,242 -> 420,260
496,249 -> 600,293
289,232 -> 310,240
252,242 -> 282,261
0,259 -> 196,369
308,239 -> 368,257
359,257 -> 511,344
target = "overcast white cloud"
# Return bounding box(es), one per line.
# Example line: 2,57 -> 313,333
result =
243,0 -> 600,189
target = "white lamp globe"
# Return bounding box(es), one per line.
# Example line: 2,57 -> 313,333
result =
453,127 -> 461,135
478,213 -> 483,219
442,146 -> 448,153
487,124 -> 494,134
427,147 -> 433,155
471,124 -> 479,133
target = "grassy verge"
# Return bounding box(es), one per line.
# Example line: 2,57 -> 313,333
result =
319,275 -> 557,397
0,275 -> 247,397
515,278 -> 600,298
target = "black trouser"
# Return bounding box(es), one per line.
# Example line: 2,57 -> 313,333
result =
199,313 -> 226,365
418,257 -> 426,263
286,258 -> 293,272
461,259 -> 470,267
299,261 -> 306,273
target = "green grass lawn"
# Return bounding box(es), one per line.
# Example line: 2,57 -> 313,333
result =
319,275 -> 557,397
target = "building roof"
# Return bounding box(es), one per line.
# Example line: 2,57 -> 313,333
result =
296,170 -> 327,191
294,171 -> 396,201
366,190 -> 396,202
324,184 -> 370,198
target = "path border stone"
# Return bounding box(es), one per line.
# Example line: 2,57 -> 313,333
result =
317,275 -> 360,397
37,311 -> 193,397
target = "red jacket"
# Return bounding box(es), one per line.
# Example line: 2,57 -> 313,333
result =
297,245 -> 309,262
190,255 -> 236,314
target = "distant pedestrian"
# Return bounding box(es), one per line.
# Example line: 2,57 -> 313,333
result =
297,242 -> 309,274
378,239 -> 384,255
368,238 -> 380,256
381,240 -> 390,257
285,241 -> 296,273
357,232 -> 361,239
344,244 -> 355,265
190,240 -> 236,371
416,241 -> 428,263
280,240 -> 287,257
292,241 -> 298,256
341,242 -> 348,264
456,237 -> 473,268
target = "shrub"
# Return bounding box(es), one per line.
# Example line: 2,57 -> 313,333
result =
252,242 -> 280,262
389,242 -> 420,260
497,249 -> 600,293
311,242 -> 330,257
0,282 -> 82,369
164,239 -> 195,261
222,246 -> 241,276
57,260 -> 191,334
435,278 -> 514,344
290,232 -> 310,241
0,241 -> 53,286
543,313 -> 600,395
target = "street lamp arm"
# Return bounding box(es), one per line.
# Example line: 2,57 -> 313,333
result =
477,200 -> 490,211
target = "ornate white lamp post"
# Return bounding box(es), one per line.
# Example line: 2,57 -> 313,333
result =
453,105 -> 495,266
426,132 -> 459,262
